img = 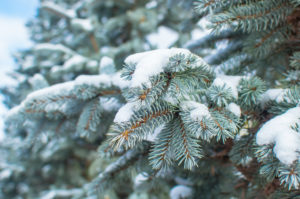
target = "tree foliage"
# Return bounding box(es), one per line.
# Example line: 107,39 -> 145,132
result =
1,0 -> 300,198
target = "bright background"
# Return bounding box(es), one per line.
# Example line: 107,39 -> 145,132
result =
0,0 -> 39,140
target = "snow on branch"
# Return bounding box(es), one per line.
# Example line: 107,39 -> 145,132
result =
170,185 -> 193,199
50,55 -> 88,77
120,48 -> 214,110
212,75 -> 243,99
259,88 -> 287,108
180,101 -> 211,121
41,1 -> 76,19
40,188 -> 83,199
34,44 -> 100,79
110,101 -> 174,149
108,48 -> 243,170
34,43 -> 75,55
7,73 -> 127,120
256,106 -> 300,164
124,48 -> 207,88
71,18 -> 94,32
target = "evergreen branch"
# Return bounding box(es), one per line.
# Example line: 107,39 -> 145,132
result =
184,29 -> 242,52
24,89 -> 120,116
268,86 -> 300,114
290,52 -> 300,69
121,62 -> 136,81
179,101 -> 216,141
194,0 -> 231,15
76,97 -> 102,138
40,188 -> 84,199
55,117 -> 67,133
211,0 -> 293,33
19,75 -> 122,119
41,1 -> 100,55
238,77 -> 267,109
229,135 -> 255,166
207,84 -> 235,107
124,74 -> 169,106
41,1 -> 76,19
166,53 -> 210,73
109,101 -> 174,149
254,27 -> 283,48
272,190 -> 300,199
290,0 -> 300,6
88,33 -> 100,53
121,110 -> 168,139
167,69 -> 213,98
244,25 -> 291,58
217,54 -> 252,75
259,159 -> 281,182
149,120 -> 177,170
3,0 -> 300,197
88,142 -> 151,195
205,41 -> 243,65
174,116 -> 202,169
33,43 -> 75,55
211,110 -> 239,142
278,164 -> 300,190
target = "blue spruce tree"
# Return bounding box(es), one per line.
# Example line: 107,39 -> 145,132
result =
1,0 -> 300,198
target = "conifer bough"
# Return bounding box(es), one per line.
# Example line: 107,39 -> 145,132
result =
1,0 -> 300,198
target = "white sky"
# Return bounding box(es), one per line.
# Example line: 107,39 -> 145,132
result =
0,15 -> 32,140
0,1 -> 38,140
0,15 -> 32,70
